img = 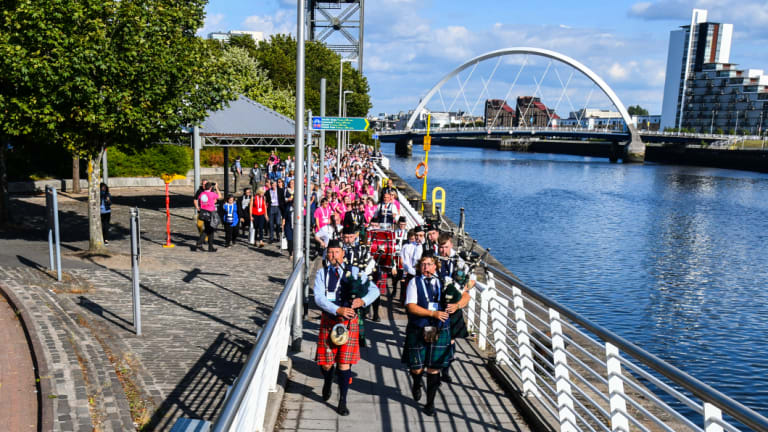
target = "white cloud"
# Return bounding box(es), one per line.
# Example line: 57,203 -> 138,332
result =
608,63 -> 630,80
198,12 -> 225,37
628,1 -> 768,37
243,10 -> 295,37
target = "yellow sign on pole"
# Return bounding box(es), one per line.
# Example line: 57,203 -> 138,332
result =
423,135 -> 432,151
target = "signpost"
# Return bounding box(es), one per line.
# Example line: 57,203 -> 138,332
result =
311,116 -> 369,131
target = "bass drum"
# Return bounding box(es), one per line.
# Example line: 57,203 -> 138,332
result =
366,229 -> 397,269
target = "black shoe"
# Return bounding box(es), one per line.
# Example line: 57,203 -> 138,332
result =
208,247 -> 217,252
441,372 -> 452,384
337,402 -> 350,416
412,382 -> 422,402
322,380 -> 333,401
423,403 -> 435,416
373,314 -> 381,322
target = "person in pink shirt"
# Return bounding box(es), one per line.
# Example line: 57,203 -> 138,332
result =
314,198 -> 332,232
196,182 -> 221,252
364,197 -> 377,224
354,174 -> 364,197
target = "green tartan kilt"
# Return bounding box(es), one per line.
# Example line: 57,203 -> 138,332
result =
449,309 -> 469,339
401,322 -> 452,370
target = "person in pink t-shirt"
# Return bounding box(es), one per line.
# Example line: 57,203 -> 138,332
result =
196,183 -> 221,252
314,198 -> 332,232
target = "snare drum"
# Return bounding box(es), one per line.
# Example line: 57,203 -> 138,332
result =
366,229 -> 397,269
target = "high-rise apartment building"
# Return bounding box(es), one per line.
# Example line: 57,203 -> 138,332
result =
661,9 -> 768,134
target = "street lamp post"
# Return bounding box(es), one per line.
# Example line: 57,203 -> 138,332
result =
342,90 -> 353,155
337,58 -> 355,174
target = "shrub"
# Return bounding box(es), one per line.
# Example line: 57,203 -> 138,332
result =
109,145 -> 192,177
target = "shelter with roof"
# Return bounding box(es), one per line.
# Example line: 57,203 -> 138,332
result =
189,95 -> 301,195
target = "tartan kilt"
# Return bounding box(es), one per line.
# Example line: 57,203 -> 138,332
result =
376,271 -> 388,296
316,313 -> 361,366
449,309 -> 470,339
401,322 -> 452,370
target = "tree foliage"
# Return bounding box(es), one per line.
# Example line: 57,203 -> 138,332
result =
230,34 -> 372,118
0,0 -> 240,248
627,105 -> 649,116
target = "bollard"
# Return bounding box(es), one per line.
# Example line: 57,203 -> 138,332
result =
130,207 -> 142,336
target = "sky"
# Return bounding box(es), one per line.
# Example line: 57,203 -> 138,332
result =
200,0 -> 768,117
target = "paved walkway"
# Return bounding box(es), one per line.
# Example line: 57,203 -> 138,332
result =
280,297 -> 531,432
0,186 -> 293,431
0,293 -> 38,431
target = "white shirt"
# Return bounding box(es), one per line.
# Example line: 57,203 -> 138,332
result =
400,241 -> 422,276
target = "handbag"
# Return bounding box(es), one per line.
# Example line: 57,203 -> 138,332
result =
210,211 -> 221,228
198,209 -> 211,222
281,233 -> 288,250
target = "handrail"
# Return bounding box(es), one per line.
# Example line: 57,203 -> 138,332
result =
483,263 -> 768,431
212,257 -> 305,432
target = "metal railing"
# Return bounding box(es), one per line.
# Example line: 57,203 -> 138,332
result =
466,265 -> 768,432
212,257 -> 305,432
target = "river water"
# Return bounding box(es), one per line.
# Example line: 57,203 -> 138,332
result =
381,142 -> 768,417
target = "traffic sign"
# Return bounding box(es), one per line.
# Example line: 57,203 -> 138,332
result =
311,116 -> 369,131
372,134 -> 379,139
423,135 -> 431,151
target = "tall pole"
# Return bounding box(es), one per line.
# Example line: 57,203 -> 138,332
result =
337,58 -> 343,176
304,120 -> 312,296
711,110 -> 715,134
193,126 -> 201,214
102,148 -> 109,186
320,78 -> 326,186
291,0 -> 306,352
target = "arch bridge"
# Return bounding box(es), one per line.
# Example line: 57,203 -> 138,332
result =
391,47 -> 646,162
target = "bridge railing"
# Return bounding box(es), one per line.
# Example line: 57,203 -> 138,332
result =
466,264 -> 768,432
211,257 -> 305,432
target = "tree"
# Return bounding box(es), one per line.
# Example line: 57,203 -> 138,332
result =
251,34 -> 372,118
0,0 -> 239,250
215,44 -> 295,117
627,105 -> 649,116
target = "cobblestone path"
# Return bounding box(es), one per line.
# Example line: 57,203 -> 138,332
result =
0,186 -> 293,431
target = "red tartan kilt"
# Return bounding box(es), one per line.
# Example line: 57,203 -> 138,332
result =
377,272 -> 388,295
316,313 -> 361,366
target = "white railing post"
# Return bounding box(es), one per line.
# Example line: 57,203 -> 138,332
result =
512,286 -> 539,396
606,342 -> 630,432
466,285 -> 476,334
549,309 -> 577,432
703,402 -> 724,432
490,273 -> 510,366
478,279 -> 492,351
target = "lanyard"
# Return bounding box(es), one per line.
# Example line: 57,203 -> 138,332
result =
320,206 -> 330,221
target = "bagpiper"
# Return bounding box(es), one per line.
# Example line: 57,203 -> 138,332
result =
436,232 -> 474,383
402,252 -> 452,416
314,240 -> 379,415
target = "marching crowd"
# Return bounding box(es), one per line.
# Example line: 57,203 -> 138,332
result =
191,145 -> 477,419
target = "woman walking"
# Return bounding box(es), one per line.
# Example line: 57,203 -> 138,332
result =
250,186 -> 268,247
100,183 -> 112,245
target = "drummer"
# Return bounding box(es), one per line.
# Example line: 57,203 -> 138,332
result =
373,191 -> 399,230
392,216 -> 409,299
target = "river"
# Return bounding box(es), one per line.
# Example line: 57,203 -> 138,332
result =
381,142 -> 768,417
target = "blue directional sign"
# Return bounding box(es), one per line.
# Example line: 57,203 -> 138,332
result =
311,116 -> 370,131
372,134 -> 379,139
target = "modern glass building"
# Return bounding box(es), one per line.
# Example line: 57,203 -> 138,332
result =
661,9 -> 768,134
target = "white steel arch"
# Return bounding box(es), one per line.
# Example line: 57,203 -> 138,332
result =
405,47 -> 637,135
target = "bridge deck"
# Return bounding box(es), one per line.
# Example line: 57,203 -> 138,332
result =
280,297 -> 531,432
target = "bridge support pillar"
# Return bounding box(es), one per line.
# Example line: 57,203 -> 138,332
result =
395,138 -> 412,157
609,142 -> 620,163
623,130 -> 645,163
